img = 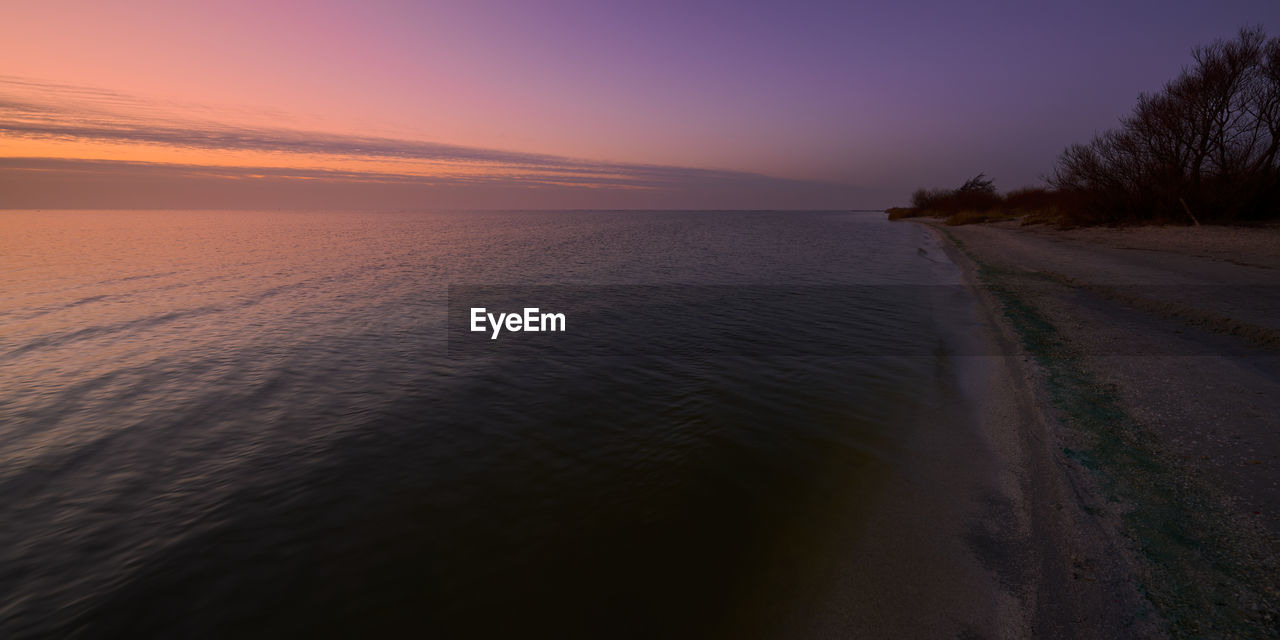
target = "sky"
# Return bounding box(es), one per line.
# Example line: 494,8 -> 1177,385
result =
2,0 -> 1279,210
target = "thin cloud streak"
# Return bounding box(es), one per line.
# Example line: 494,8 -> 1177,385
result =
0,156 -> 741,189
0,76 -> 865,204
0,156 -> 872,210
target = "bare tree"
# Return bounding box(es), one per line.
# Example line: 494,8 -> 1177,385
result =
1053,27 -> 1280,223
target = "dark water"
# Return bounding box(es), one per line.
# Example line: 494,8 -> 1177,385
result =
0,210 -> 983,637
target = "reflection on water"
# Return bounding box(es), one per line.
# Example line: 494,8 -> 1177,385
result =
0,210 -> 976,637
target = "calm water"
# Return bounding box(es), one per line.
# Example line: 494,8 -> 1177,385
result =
0,210 -> 985,637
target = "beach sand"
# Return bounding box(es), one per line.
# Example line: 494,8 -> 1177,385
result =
910,219 -> 1280,637
777,221 -> 1159,639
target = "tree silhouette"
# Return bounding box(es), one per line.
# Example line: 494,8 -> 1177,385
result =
1052,27 -> 1280,223
957,173 -> 996,195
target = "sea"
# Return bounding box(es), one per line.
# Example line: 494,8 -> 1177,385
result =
0,210 -> 991,637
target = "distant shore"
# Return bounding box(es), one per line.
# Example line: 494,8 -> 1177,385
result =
912,217 -> 1280,636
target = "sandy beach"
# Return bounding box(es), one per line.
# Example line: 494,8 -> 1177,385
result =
913,218 -> 1280,637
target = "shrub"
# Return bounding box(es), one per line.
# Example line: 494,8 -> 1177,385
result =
944,210 -> 1015,226
910,188 -> 952,210
904,173 -> 1004,216
1004,187 -> 1057,212
886,207 -> 922,220
890,178 -> 1088,226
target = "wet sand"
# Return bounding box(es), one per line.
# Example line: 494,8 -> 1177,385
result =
783,222 -> 1161,638
911,219 -> 1280,637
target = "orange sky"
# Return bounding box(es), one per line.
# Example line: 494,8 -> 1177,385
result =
4,0 -> 1278,208
0,70 -> 864,208
1,1 -> 836,198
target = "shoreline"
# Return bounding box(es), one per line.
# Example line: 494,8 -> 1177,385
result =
792,219 -> 1156,638
913,218 -> 1280,636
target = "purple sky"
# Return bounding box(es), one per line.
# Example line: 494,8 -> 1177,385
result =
2,0 -> 1279,208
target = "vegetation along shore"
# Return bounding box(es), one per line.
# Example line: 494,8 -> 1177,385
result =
885,28 -> 1280,636
890,27 -> 1280,228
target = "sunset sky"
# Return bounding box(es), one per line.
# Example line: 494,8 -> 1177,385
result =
3,0 -> 1279,209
